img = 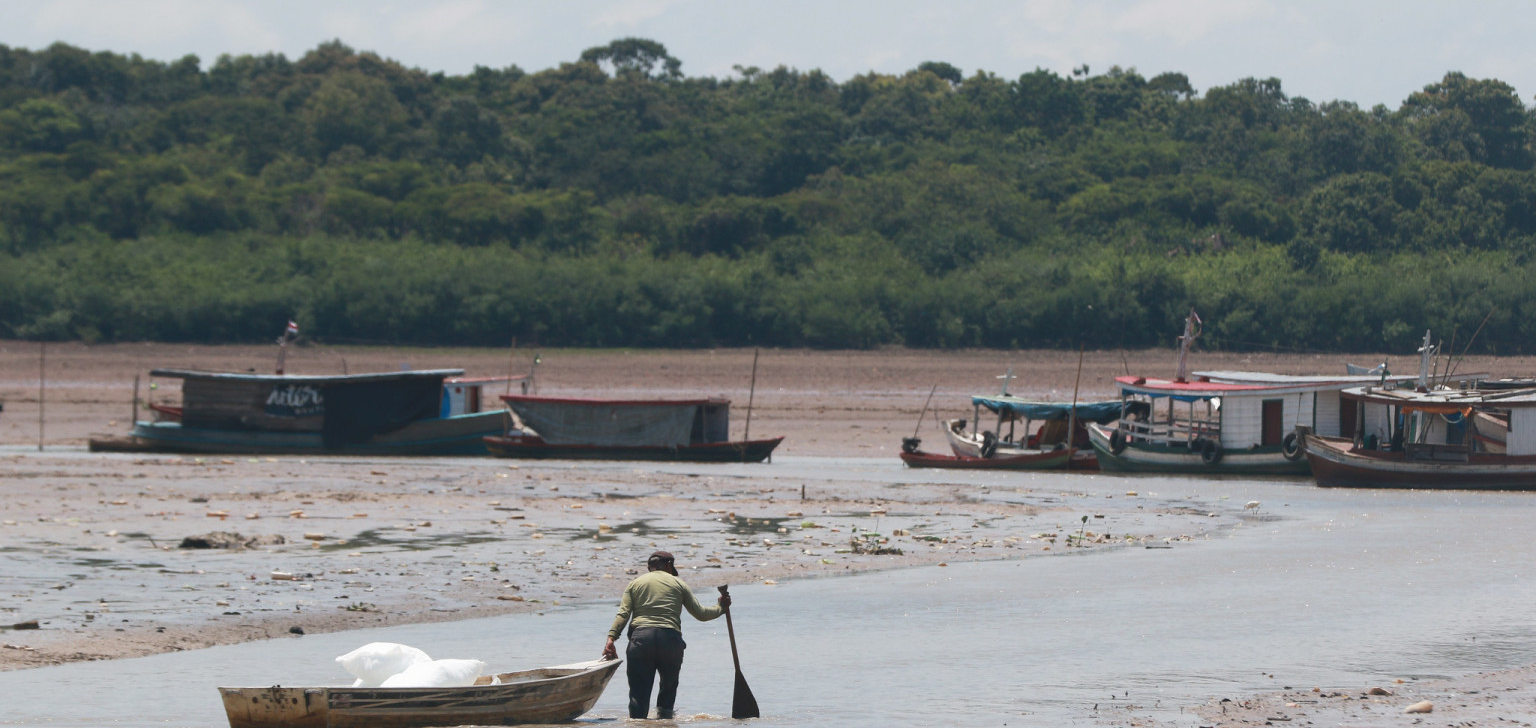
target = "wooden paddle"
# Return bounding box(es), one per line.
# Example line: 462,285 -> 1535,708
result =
717,585 -> 760,719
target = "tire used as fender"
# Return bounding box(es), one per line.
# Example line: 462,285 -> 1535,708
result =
980,431 -> 998,458
1108,429 -> 1126,455
1281,431 -> 1305,461
1199,438 -> 1224,465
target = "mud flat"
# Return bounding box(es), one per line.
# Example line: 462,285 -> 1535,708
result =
0,447 -> 1237,671
1173,667 -> 1536,727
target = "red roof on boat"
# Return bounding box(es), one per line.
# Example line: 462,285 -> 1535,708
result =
501,394 -> 728,406
1111,374 -> 1382,398
1113,375 -> 1268,392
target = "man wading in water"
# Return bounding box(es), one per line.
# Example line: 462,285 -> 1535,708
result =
602,551 -> 729,719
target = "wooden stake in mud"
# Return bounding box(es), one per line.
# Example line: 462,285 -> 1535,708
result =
717,585 -> 760,719
37,341 -> 45,451
743,348 -> 760,441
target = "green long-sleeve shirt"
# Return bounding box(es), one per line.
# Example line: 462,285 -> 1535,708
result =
607,570 -> 722,640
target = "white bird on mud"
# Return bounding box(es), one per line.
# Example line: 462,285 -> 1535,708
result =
1244,500 -> 1261,514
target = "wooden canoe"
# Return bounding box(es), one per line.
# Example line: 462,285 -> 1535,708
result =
218,659 -> 620,728
899,448 -> 1074,470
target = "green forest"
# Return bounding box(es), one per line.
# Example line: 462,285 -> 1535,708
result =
2,38 -> 1534,352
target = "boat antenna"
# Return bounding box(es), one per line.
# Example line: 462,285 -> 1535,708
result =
1444,306 -> 1495,386
1425,333 -> 1437,387
743,348 -> 760,441
1439,325 -> 1457,389
505,336 -> 518,397
1173,309 -> 1201,383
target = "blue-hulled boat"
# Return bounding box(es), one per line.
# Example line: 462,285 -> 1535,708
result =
89,368 -> 517,456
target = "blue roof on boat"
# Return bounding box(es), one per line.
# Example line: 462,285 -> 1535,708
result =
970,396 -> 1122,423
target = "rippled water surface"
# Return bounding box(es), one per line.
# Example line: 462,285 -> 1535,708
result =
5,460 -> 1536,726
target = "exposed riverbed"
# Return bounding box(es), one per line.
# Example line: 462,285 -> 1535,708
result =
5,343 -> 1536,725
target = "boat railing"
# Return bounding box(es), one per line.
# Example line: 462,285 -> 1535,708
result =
1118,418 -> 1220,447
1404,442 -> 1470,463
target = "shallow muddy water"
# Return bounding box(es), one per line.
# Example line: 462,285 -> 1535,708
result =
6,461 -> 1536,726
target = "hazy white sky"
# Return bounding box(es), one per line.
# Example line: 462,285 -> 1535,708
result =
6,0 -> 1534,110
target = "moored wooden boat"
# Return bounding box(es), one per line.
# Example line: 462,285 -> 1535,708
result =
90,369 -> 518,456
1088,316 -> 1479,476
218,658 -> 621,728
946,397 -> 1120,458
488,394 -> 782,462
931,371 -> 1119,471
899,448 -> 1074,470
1087,418 -> 1311,476
484,432 -> 784,462
1300,383 -> 1536,490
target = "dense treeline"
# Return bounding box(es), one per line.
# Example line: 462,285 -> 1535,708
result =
2,39 -> 1535,352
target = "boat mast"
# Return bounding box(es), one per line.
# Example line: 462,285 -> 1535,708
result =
1412,329 -> 1436,443
275,320 -> 298,375
1173,310 -> 1201,383
1416,330 -> 1435,392
995,368 -> 1014,438
1067,345 -> 1084,451
997,368 -> 1015,396
744,348 -> 760,441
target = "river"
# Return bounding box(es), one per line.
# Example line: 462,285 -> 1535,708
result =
4,462 -> 1536,726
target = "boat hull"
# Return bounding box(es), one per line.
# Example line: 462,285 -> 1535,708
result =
219,660 -> 620,728
900,449 -> 1074,470
483,434 -> 783,463
90,411 -> 510,456
1086,424 -> 1309,476
942,420 -> 1098,470
1303,432 -> 1536,490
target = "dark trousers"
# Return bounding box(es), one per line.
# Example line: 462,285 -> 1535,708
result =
625,627 -> 686,719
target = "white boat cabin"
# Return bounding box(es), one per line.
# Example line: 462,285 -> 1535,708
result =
1110,319 -> 1494,458
442,375 -> 527,417
1197,370 -> 1462,444
1341,386 -> 1536,457
1112,368 -> 1489,451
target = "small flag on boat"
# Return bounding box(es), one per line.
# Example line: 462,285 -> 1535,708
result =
285,320 -> 299,336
